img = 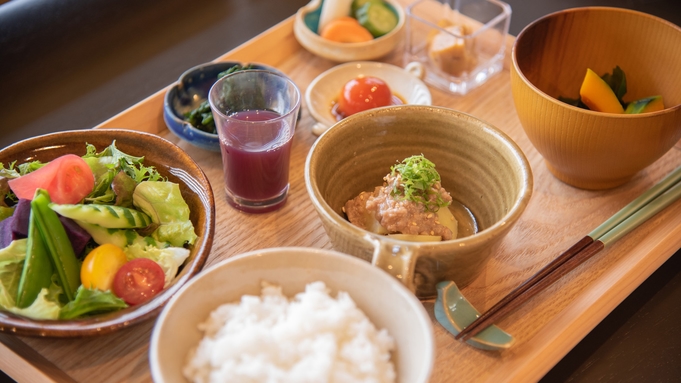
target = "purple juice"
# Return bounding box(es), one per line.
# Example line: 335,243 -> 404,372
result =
219,109 -> 293,208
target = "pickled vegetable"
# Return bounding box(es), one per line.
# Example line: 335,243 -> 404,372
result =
625,95 -> 665,114
320,16 -> 374,43
579,68 -> 624,113
561,66 -> 663,114
356,1 -> 398,37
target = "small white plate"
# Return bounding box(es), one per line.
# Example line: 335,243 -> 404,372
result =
306,61 -> 432,136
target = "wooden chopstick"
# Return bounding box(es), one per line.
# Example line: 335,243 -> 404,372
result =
456,165 -> 681,341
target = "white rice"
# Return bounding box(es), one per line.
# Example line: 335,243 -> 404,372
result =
183,281 -> 396,383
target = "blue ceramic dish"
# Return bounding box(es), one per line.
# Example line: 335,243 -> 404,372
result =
163,61 -> 278,152
434,281 -> 515,351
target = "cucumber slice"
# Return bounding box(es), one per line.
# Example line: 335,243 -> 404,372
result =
356,2 -> 398,38
351,0 -> 382,17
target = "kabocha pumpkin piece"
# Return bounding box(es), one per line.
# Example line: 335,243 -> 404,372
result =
579,68 -> 624,113
320,16 -> 374,43
625,95 -> 665,114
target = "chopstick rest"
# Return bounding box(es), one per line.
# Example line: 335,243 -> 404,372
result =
455,164 -> 681,342
434,281 -> 514,350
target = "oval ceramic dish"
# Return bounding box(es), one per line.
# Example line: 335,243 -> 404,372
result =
306,61 -> 432,135
163,61 -> 278,152
150,247 -> 435,383
293,0 -> 406,62
434,281 -> 514,350
0,129 -> 215,337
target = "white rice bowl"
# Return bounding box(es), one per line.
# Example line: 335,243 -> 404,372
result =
183,281 -> 396,383
149,248 -> 434,383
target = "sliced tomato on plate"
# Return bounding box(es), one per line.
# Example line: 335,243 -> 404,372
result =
112,258 -> 165,306
8,154 -> 95,204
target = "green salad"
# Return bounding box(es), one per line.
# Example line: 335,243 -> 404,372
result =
0,141 -> 197,320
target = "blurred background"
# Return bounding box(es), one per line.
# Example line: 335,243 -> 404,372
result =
1,0 -> 680,149
0,0 -> 680,382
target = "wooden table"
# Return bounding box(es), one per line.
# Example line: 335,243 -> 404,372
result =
2,4 -> 681,382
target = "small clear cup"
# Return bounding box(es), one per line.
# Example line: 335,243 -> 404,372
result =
209,70 -> 301,213
404,0 -> 511,95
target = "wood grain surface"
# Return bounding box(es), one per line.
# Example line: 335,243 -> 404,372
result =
2,4 -> 681,382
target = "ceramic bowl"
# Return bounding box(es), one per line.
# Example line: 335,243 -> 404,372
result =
511,7 -> 681,190
293,0 -> 406,62
150,247 -> 434,383
306,61 -> 432,135
163,61 -> 279,152
0,129 -> 215,337
305,105 -> 533,298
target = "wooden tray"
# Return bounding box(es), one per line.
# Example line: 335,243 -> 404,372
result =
3,5 -> 681,382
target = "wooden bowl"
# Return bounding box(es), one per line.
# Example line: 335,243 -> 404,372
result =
305,105 -> 533,298
511,7 -> 681,189
0,129 -> 215,337
293,0 -> 405,62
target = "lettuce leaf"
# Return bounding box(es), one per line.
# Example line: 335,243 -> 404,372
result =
124,243 -> 190,287
2,288 -> 61,320
132,181 -> 197,247
0,239 -> 27,310
59,286 -> 128,319
82,141 -> 165,203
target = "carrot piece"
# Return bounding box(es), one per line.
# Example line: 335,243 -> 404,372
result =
320,17 -> 374,43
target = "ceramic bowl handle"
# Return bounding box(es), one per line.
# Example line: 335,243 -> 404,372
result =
365,234 -> 419,293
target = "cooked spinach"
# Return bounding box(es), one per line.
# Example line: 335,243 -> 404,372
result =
183,64 -> 253,134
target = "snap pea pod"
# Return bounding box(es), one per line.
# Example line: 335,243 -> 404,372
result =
15,203 -> 54,308
32,189 -> 80,302
49,203 -> 152,229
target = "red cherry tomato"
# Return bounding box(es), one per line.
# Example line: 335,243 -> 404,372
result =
337,76 -> 393,117
112,258 -> 165,305
8,154 -> 94,204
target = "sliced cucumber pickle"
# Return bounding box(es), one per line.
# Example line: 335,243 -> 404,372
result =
351,0 -> 382,17
356,2 -> 398,38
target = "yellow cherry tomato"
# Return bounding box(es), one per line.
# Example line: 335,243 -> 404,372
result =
80,244 -> 128,291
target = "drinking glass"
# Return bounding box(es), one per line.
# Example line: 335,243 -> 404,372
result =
404,0 -> 511,95
209,70 -> 301,213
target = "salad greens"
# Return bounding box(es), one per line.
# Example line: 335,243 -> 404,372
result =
390,154 -> 450,212
133,181 -> 197,247
0,141 -> 196,320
